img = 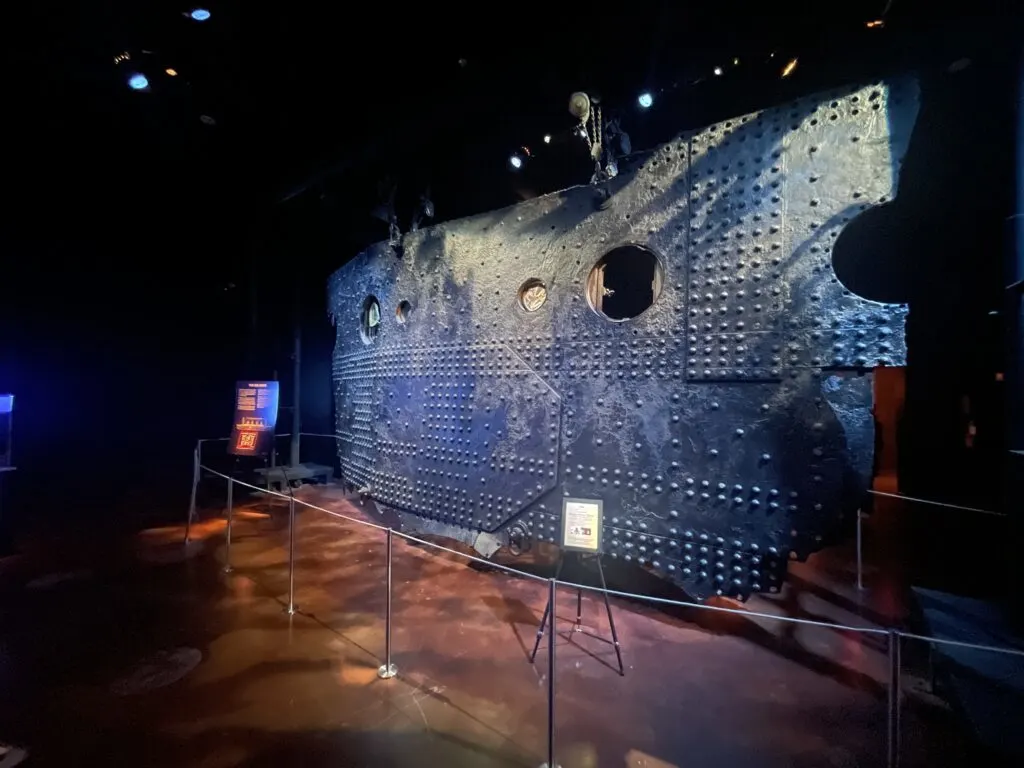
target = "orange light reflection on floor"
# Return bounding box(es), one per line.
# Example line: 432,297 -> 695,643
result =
137,510 -> 271,544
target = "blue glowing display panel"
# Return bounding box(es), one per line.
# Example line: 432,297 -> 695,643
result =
229,381 -> 279,457
0,395 -> 12,415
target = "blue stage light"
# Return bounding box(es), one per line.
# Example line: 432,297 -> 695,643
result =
190,8 -> 211,21
638,92 -> 653,109
509,154 -> 523,170
128,73 -> 149,91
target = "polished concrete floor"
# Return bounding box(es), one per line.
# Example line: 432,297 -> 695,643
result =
0,482 -> 999,767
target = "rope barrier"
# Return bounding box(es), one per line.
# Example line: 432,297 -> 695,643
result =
558,578 -> 890,636
195,451 -> 1024,661
868,489 -> 1006,517
898,631 -> 1024,659
395,530 -> 549,584
198,464 -> 388,532
197,431 -> 338,446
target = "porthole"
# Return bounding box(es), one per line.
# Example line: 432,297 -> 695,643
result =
360,295 -> 381,343
518,279 -> 548,312
395,300 -> 412,323
586,245 -> 664,321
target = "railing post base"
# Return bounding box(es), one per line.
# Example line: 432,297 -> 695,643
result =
223,474 -> 234,574
887,629 -> 902,768
545,577 -> 556,768
856,509 -> 866,592
286,496 -> 297,615
185,446 -> 200,545
378,528 -> 396,681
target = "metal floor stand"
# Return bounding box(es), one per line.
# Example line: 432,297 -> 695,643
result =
529,552 -> 624,676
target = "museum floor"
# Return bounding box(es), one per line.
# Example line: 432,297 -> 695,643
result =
0,481 -> 1007,768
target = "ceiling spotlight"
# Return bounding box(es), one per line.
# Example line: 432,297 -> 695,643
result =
509,154 -> 523,170
638,92 -> 653,109
543,134 -> 551,144
781,58 -> 799,78
713,66 -> 723,76
127,73 -> 149,91
165,68 -> 178,76
732,57 -> 740,66
190,8 -> 211,21
865,19 -> 884,29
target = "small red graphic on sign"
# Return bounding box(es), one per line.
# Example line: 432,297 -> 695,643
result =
237,432 -> 257,450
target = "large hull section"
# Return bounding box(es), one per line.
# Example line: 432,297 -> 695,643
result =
328,77 -> 919,600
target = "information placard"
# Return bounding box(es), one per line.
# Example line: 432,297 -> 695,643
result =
561,497 -> 604,554
228,381 -> 280,457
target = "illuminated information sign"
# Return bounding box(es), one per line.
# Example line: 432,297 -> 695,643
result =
561,498 -> 604,554
228,381 -> 280,457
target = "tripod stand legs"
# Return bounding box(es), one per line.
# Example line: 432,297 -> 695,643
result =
530,556 -> 564,663
528,554 -> 624,676
596,556 -> 624,676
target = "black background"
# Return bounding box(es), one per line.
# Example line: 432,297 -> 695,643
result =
0,1 -> 1019,533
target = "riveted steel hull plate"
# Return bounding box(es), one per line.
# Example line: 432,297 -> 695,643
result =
328,77 -> 919,600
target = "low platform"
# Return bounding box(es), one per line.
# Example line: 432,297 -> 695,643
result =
911,587 -> 1024,761
253,462 -> 332,491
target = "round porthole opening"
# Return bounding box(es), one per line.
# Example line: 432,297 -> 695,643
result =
360,295 -> 381,343
518,278 -> 548,312
586,245 -> 664,321
395,300 -> 412,324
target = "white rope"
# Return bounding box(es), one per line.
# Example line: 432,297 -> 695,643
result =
868,489 -> 1005,517
195,464 -> 1024,659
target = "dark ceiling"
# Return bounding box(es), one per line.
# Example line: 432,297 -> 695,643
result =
3,0 -> 1020,293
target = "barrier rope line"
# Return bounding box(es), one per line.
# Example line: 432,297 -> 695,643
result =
199,464 -> 389,532
200,464 -> 552,583
868,489 -> 1006,517
199,466 -> 904,641
897,631 -> 1024,659
559,579 -> 890,636
195,457 -> 1024,659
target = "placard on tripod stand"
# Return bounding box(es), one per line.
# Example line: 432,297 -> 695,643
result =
529,497 -> 624,676
561,498 -> 603,554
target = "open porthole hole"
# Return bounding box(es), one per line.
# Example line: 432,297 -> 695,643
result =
586,245 -> 664,321
395,300 -> 412,324
518,278 -> 547,312
831,206 -> 914,303
360,295 -> 381,343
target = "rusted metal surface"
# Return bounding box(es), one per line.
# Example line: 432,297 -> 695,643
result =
328,77 -> 920,600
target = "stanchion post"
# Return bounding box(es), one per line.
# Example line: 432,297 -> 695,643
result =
542,577 -> 557,768
185,446 -> 199,545
887,629 -> 901,768
378,528 -> 398,679
856,508 -> 865,591
223,476 -> 233,573
286,496 -> 297,615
